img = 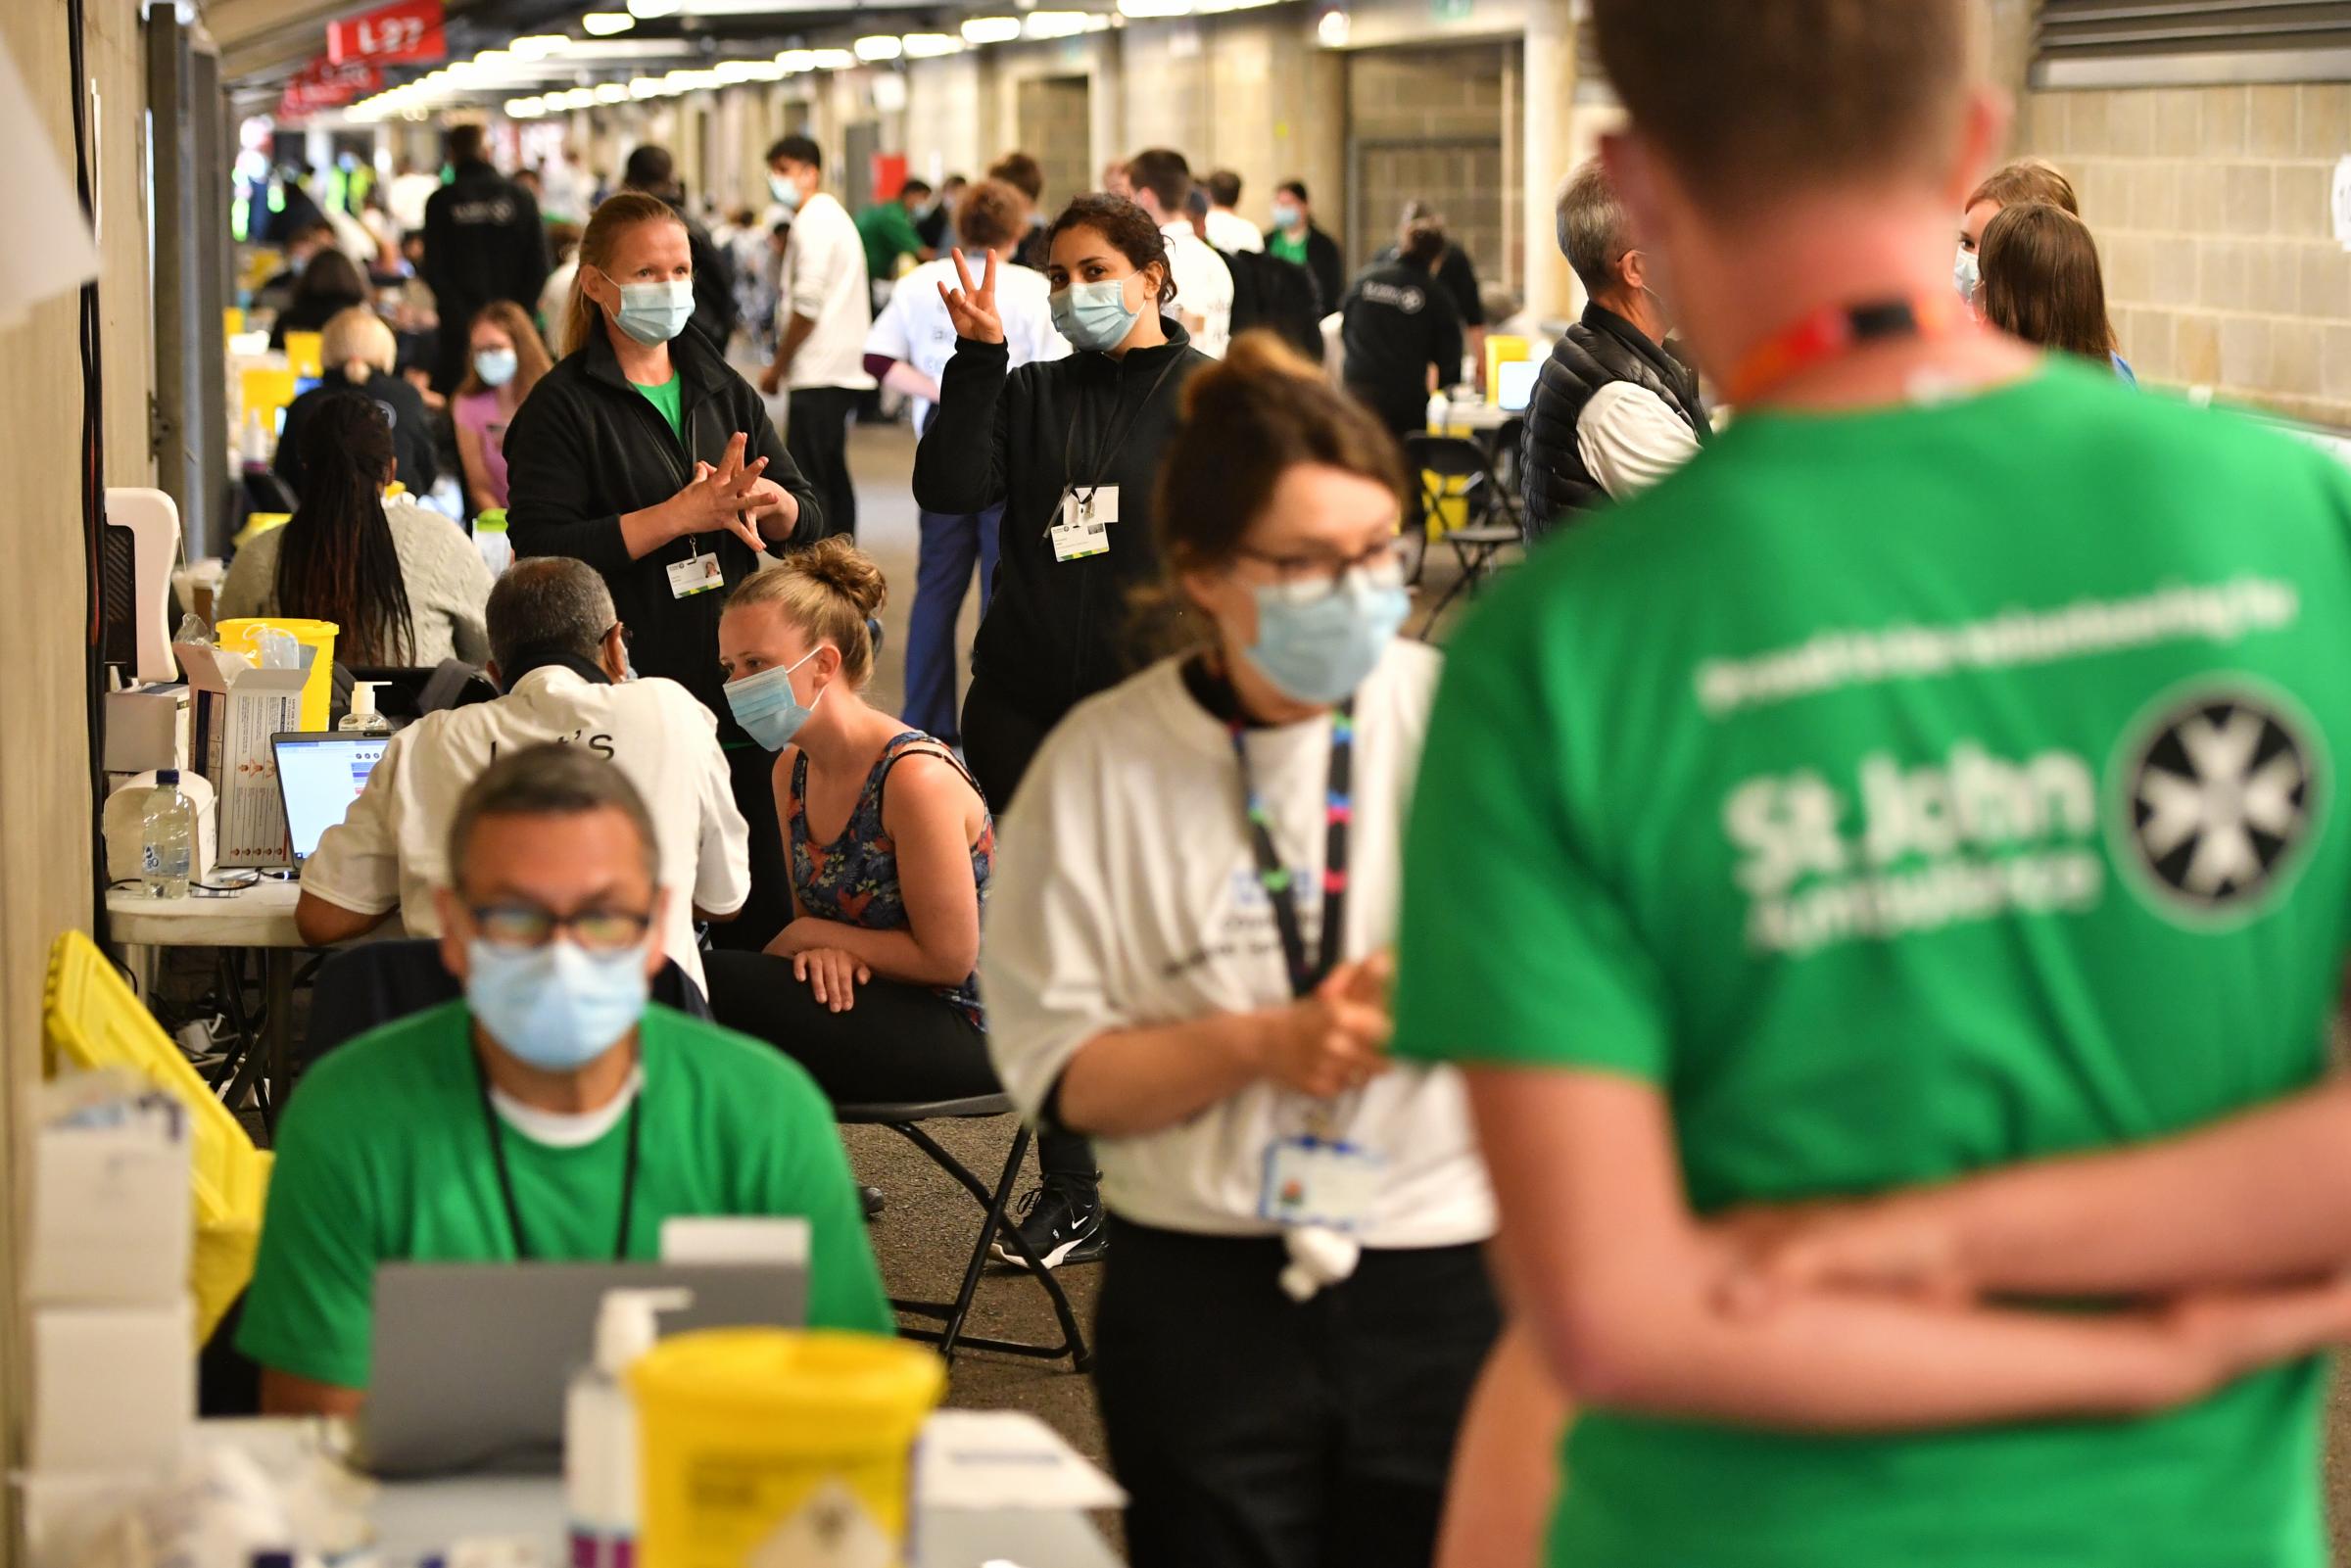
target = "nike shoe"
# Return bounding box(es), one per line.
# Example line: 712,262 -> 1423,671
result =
993,1178 -> 1107,1269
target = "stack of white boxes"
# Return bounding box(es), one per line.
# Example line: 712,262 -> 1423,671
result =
20,1087 -> 197,1563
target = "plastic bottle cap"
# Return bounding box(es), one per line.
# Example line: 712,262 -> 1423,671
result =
352,681 -> 381,718
157,768 -> 180,784
596,1287 -> 695,1375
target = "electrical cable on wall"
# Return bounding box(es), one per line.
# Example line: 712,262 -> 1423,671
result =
68,0 -> 113,954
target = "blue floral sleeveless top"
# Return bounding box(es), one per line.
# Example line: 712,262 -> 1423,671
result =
789,732 -> 992,1028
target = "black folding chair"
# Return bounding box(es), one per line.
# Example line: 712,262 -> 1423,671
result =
834,1094 -> 1092,1373
305,939 -> 709,1060
1404,433 -> 1522,635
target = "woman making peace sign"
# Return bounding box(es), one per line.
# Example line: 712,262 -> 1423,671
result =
913,193 -> 1214,1268
506,191 -> 822,955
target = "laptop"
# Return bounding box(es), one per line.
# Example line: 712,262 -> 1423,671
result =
360,1259 -> 809,1477
270,731 -> 392,866
1496,357 -> 1538,414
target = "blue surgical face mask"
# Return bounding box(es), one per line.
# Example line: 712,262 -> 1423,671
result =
1953,246 -> 1980,306
465,937 -> 650,1071
724,647 -> 824,751
1271,201 -> 1303,231
769,171 -> 804,214
1051,276 -> 1143,354
474,347 -> 518,387
608,275 -> 695,345
1244,569 -> 1411,706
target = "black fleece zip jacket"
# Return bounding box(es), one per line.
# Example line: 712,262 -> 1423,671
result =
503,322 -> 821,745
912,320 -> 1211,731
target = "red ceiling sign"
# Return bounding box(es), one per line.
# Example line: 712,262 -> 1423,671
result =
278,56 -> 382,118
326,0 -> 446,66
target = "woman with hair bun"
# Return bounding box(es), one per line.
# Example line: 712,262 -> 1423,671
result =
914,191 -> 1216,1267
699,538 -> 997,1104
981,332 -> 1498,1568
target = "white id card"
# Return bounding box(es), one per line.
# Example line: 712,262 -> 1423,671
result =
667,548 -> 726,598
1259,1136 -> 1385,1232
1051,487 -> 1115,563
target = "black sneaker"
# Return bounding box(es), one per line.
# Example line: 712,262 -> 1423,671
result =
993,1179 -> 1107,1269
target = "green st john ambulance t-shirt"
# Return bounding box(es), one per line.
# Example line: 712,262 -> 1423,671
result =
1394,358 -> 2351,1568
237,1001 -> 893,1391
632,372 -> 684,443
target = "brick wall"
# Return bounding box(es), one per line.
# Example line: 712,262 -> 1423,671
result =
1347,43 -> 1512,291
2021,83 -> 2351,428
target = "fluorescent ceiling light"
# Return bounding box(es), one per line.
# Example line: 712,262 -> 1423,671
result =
629,74 -> 663,96
810,47 -> 856,67
900,31 -> 963,55
960,15 -> 1022,42
1120,0 -> 1189,13
1024,10 -> 1089,36
1084,13 -> 1115,25
1315,7 -> 1348,43
853,34 -> 902,59
744,59 -> 789,78
505,97 -> 546,117
471,49 -> 514,65
776,48 -> 816,71
581,12 -> 636,34
509,34 -> 570,57
594,80 -> 631,100
715,58 -> 760,80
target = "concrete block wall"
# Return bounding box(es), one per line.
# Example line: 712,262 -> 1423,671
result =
1348,43 -> 1513,291
1015,74 -> 1095,213
2020,83 -> 2351,429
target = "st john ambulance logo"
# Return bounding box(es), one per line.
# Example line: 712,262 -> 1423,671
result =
2118,689 -> 2322,924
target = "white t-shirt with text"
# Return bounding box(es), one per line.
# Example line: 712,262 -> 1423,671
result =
299,667 -> 749,995
983,642 -> 1495,1247
865,257 -> 1066,432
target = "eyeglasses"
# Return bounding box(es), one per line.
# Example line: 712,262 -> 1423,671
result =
1236,538 -> 1408,606
604,622 -> 635,649
467,903 -> 653,954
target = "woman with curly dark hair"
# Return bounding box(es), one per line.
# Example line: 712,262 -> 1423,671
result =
913,191 -> 1214,1269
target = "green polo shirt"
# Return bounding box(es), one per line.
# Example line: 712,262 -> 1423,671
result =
1395,359 -> 2351,1568
632,372 -> 683,443
238,1001 -> 893,1390
856,202 -> 924,284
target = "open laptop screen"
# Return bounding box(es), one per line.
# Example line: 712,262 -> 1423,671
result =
272,732 -> 390,864
1496,357 -> 1538,413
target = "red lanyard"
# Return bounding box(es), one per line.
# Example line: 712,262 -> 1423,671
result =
1722,295 -> 1967,408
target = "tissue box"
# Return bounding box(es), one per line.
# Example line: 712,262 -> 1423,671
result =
103,684 -> 189,776
29,1302 -> 194,1472
28,1112 -> 192,1307
173,641 -> 307,868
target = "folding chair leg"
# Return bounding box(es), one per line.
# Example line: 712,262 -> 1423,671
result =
884,1121 -> 1094,1373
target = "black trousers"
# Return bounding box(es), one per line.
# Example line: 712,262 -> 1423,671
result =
787,385 -> 860,541
1095,1219 -> 1502,1568
706,744 -> 793,954
960,672 -> 1097,1187
701,949 -> 997,1107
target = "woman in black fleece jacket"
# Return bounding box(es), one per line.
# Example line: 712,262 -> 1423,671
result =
505,192 -> 821,952
913,194 -> 1211,1269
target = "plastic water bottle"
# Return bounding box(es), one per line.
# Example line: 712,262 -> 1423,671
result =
140,770 -> 194,898
474,508 -> 514,577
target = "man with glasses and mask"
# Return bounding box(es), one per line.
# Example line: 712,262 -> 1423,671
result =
295,557 -> 751,1003
1520,158 -> 1711,532
244,744 -> 892,1417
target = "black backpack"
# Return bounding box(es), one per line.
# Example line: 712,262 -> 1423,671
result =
1221,247 -> 1325,362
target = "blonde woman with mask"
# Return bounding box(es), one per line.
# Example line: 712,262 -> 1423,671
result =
698,539 -> 998,1109
504,190 -> 822,952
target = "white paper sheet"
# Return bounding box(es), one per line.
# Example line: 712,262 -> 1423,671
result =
916,1410 -> 1128,1512
0,37 -> 100,329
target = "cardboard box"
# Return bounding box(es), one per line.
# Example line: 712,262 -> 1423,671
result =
102,684 -> 189,776
29,1302 -> 194,1472
172,641 -> 308,869
28,1108 -> 192,1307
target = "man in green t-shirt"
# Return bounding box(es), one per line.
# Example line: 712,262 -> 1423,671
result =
855,180 -> 934,298
240,744 -> 891,1416
1393,4 -> 2351,1567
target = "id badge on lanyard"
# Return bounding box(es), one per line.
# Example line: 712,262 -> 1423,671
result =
1051,486 -> 1115,562
1260,1131 -> 1386,1232
667,542 -> 726,598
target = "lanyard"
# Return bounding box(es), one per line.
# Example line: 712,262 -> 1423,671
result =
1230,699 -> 1355,1000
1051,352 -> 1183,532
473,1056 -> 643,1263
1721,294 -> 1965,408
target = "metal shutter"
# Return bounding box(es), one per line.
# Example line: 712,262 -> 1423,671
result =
2036,1 -> 2351,87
